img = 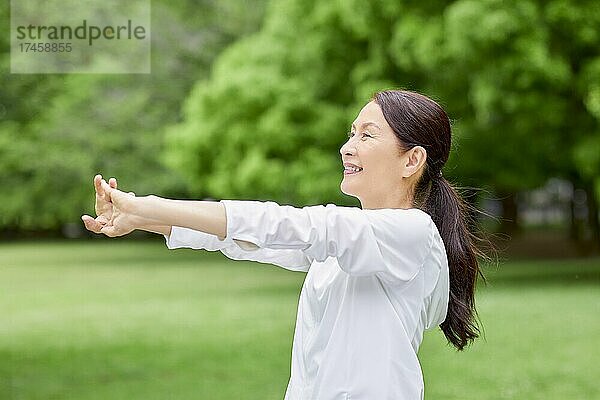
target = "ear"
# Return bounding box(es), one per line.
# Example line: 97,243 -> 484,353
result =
402,146 -> 427,178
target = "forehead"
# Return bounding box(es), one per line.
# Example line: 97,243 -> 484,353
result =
352,101 -> 387,128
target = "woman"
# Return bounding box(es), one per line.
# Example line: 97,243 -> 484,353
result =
82,90 -> 484,400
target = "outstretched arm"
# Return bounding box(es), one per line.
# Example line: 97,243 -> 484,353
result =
82,174 -> 226,239
81,175 -> 433,284
81,175 -> 311,271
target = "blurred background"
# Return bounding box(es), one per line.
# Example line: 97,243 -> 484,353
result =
1,0 -> 598,399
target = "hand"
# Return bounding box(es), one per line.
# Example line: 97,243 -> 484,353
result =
100,179 -> 141,237
81,174 -> 118,233
81,175 -> 139,237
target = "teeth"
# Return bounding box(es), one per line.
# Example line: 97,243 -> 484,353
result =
345,166 -> 362,172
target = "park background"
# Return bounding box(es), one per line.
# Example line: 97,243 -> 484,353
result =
1,0 -> 599,399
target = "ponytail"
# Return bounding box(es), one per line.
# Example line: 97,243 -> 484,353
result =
373,89 -> 494,351
417,175 -> 488,350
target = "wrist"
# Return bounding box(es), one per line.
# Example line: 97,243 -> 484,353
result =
130,195 -> 171,234
129,194 -> 157,219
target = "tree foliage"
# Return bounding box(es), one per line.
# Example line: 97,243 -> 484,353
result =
167,0 -> 599,214
0,0 -> 266,230
1,0 -> 598,235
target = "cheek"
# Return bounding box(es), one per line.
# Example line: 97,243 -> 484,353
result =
370,152 -> 403,179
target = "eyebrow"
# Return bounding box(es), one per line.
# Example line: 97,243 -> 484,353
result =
351,121 -> 381,131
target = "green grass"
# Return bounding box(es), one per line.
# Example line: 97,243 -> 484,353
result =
0,240 -> 598,399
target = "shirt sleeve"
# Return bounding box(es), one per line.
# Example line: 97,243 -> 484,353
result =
221,200 -> 434,284
164,226 -> 311,272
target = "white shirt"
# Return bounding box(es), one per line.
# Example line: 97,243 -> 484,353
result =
164,200 -> 449,400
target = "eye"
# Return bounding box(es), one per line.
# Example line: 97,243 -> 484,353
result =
346,131 -> 372,140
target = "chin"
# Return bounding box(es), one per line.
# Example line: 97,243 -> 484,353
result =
340,180 -> 359,198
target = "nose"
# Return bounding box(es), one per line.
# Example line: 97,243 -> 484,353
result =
339,138 -> 356,157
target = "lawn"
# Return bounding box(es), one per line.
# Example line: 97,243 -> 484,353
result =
1,240 -> 598,399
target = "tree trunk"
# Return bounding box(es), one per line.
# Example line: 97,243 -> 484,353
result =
569,194 -> 578,241
584,181 -> 600,254
498,191 -> 520,234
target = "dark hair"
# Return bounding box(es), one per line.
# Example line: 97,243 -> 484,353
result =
373,89 -> 490,351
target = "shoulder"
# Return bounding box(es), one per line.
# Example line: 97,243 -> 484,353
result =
367,208 -> 434,245
365,207 -> 433,224
346,206 -> 433,232
314,204 -> 434,246
311,204 -> 432,225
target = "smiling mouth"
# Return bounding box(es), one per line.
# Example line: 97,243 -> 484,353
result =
343,166 -> 363,175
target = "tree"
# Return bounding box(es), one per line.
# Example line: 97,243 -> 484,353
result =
165,0 -> 400,206
167,0 -> 599,247
0,0 -> 267,232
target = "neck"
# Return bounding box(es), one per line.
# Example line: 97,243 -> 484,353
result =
359,190 -> 414,210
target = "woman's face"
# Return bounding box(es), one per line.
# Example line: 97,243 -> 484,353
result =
339,101 -> 426,209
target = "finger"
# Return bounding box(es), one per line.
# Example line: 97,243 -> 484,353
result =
101,180 -> 129,206
81,215 -> 103,234
101,179 -> 113,198
128,191 -> 135,196
100,179 -> 112,201
94,174 -> 103,195
109,177 -> 117,189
